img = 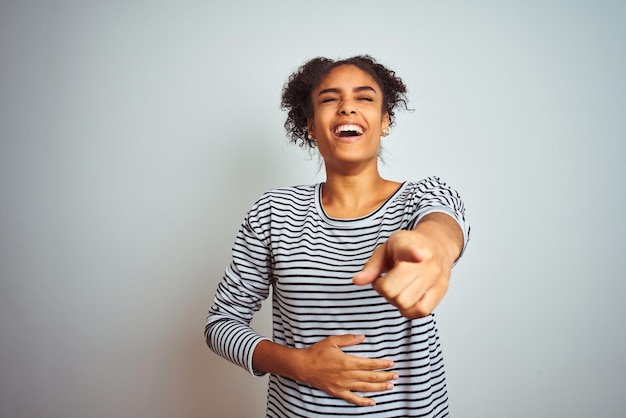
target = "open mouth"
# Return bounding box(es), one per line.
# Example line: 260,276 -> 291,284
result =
334,124 -> 364,138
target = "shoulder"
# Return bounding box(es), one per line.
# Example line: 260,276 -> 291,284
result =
247,184 -> 317,217
255,184 -> 316,205
396,177 -> 465,216
403,176 -> 462,198
404,176 -> 450,191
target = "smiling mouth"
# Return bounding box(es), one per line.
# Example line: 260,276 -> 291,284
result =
334,124 -> 364,137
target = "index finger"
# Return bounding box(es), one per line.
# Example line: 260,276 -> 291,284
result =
352,244 -> 387,286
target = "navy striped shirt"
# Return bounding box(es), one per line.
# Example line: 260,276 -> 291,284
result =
206,177 -> 470,417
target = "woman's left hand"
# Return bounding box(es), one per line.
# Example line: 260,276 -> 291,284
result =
353,213 -> 463,319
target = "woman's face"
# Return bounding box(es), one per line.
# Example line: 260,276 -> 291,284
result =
308,64 -> 389,172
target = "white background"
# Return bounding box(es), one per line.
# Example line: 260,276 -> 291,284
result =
1,1 -> 624,417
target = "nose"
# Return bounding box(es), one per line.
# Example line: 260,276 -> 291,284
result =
339,101 -> 356,115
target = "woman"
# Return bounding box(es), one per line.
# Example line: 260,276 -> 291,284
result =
205,55 -> 470,417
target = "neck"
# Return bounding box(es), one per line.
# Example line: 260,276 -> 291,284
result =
321,166 -> 400,218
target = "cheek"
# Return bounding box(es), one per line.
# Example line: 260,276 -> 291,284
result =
312,113 -> 332,132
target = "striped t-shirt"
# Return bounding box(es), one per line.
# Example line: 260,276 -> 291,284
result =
205,177 -> 470,417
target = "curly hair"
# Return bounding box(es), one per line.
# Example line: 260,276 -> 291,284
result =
281,55 -> 409,149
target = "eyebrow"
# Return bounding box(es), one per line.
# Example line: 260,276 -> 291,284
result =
317,86 -> 377,96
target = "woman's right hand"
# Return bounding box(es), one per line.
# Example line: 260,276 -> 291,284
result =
296,334 -> 398,406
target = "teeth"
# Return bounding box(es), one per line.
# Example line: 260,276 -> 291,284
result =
335,124 -> 363,135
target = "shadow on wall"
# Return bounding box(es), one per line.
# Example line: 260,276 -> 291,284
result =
184,328 -> 269,418
187,128 -> 284,417
214,128 -> 294,210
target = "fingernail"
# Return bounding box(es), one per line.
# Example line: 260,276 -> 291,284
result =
386,383 -> 394,390
392,373 -> 399,380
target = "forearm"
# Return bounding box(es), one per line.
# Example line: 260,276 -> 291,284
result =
414,212 -> 464,266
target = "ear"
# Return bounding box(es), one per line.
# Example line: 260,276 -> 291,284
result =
307,119 -> 316,140
381,113 -> 390,136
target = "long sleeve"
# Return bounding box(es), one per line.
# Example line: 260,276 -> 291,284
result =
204,198 -> 273,376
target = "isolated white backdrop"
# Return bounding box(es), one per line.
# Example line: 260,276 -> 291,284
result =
1,1 -> 624,417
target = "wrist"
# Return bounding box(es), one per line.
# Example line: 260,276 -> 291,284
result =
253,340 -> 305,382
